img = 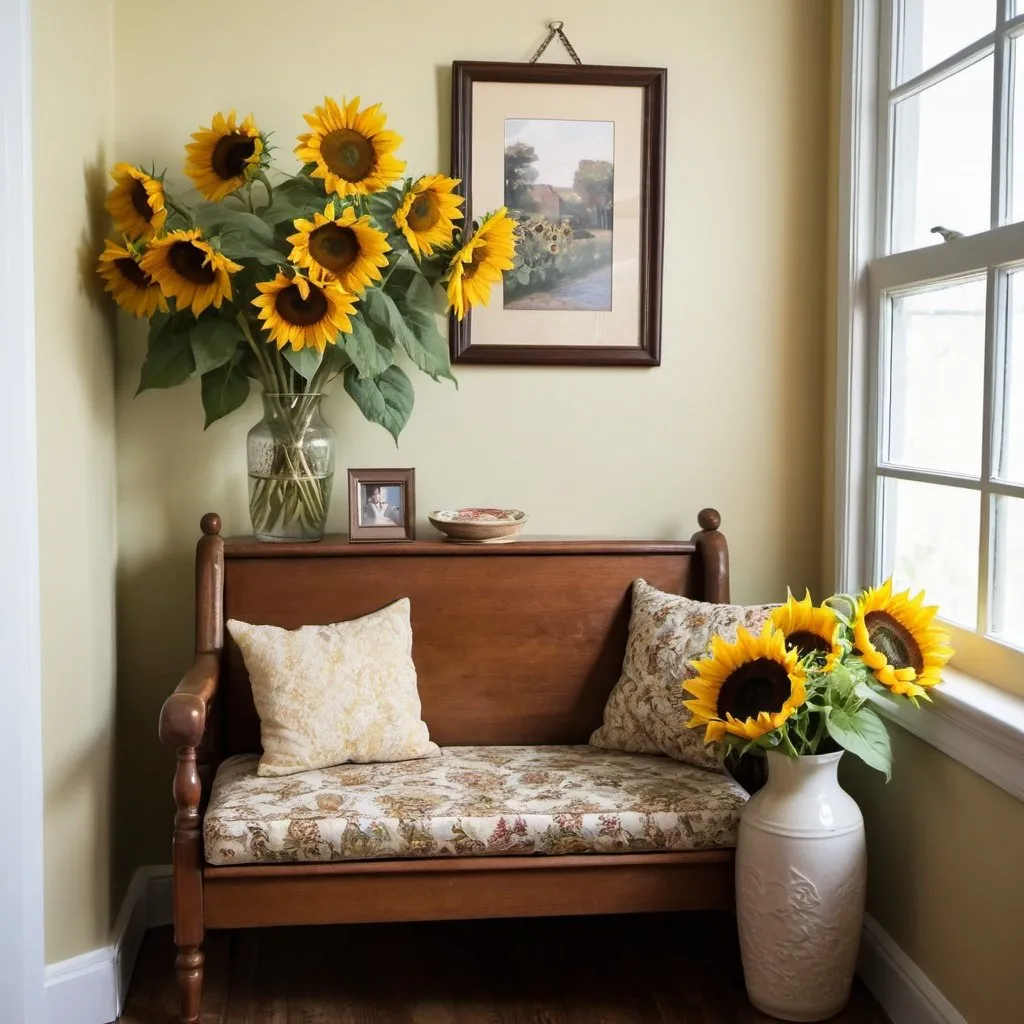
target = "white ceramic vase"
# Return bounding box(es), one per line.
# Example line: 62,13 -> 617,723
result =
735,750 -> 866,1022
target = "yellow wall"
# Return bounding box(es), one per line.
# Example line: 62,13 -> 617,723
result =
34,0 -> 118,963
842,733 -> 1024,1024
111,0 -> 832,879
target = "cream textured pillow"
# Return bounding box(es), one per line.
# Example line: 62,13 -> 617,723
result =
227,599 -> 439,777
589,579 -> 773,770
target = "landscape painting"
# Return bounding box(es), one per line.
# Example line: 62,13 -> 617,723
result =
503,118 -> 614,311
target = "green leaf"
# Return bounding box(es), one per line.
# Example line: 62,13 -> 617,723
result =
343,364 -> 414,442
262,176 -> 328,226
137,319 -> 196,393
365,283 -> 456,385
192,204 -> 275,243
189,316 -> 244,375
200,360 -> 251,429
281,344 -> 324,381
343,315 -> 394,379
826,705 -> 892,779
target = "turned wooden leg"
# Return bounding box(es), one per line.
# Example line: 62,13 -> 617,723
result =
175,945 -> 204,1023
171,746 -> 206,1023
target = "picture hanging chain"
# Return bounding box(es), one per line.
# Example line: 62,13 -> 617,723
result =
530,21 -> 583,65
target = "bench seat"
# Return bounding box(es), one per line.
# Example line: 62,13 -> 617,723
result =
203,745 -> 748,866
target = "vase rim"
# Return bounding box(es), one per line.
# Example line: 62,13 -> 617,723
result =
262,391 -> 324,398
764,749 -> 845,765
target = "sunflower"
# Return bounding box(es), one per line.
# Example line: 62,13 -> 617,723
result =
105,164 -> 167,241
185,111 -> 267,201
140,229 -> 242,316
684,624 -> 808,743
286,202 -> 390,293
252,273 -> 357,352
393,175 -> 464,257
295,96 -> 405,197
853,580 -> 953,698
95,239 -> 167,318
769,590 -> 842,672
445,208 -> 518,320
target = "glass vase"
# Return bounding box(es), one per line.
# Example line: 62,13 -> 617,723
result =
247,393 -> 334,542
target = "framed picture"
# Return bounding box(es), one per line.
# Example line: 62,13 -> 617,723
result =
450,61 -> 666,366
347,468 -> 416,542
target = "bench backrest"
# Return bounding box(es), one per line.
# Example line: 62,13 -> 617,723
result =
194,515 -> 729,758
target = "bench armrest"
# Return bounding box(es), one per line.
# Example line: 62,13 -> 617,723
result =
159,651 -> 221,749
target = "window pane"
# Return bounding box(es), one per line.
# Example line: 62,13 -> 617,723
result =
891,56 -> 993,253
885,279 -> 985,476
1011,38 -> 1024,224
992,496 -> 1024,647
880,477 -> 980,627
995,270 -> 1024,483
897,0 -> 995,84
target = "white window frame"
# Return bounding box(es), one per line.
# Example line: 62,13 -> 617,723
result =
840,0 -> 1024,696
0,0 -> 46,1017
838,0 -> 1024,803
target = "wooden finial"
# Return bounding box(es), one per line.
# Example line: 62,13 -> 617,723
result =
697,507 -> 721,532
200,513 -> 222,537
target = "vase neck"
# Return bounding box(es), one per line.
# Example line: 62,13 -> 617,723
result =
764,750 -> 843,792
260,392 -> 323,420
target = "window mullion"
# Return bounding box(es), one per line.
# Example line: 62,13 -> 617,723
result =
876,0 -> 896,257
993,0 -> 1010,228
979,267 -> 1002,635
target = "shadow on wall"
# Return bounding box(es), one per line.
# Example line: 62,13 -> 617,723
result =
80,147 -> 115,315
113,548 -> 195,889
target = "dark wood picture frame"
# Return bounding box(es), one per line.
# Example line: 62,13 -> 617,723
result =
450,60 -> 666,367
347,468 -> 416,542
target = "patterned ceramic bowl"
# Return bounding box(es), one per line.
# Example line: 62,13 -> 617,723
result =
427,508 -> 528,543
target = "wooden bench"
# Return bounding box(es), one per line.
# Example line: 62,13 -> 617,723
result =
158,509 -> 736,1024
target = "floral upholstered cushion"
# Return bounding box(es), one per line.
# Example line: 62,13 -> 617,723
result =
226,599 -> 439,778
202,745 -> 747,865
589,579 -> 773,770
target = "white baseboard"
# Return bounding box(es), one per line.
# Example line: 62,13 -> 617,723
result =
858,914 -> 966,1024
44,865 -> 172,1024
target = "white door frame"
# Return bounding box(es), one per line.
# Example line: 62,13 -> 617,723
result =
0,0 -> 46,1017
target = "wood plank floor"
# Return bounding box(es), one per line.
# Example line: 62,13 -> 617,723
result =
121,913 -> 890,1023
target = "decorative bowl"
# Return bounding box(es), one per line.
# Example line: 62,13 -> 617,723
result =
427,508 -> 528,544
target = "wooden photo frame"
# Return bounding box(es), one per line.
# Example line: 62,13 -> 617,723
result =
450,60 -> 666,367
347,468 -> 416,542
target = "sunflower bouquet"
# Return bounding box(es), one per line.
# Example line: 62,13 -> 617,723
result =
683,582 -> 954,777
96,97 -> 517,539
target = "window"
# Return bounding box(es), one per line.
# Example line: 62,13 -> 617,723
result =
864,0 -> 1024,694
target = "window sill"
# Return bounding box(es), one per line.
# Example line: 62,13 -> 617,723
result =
866,668 -> 1024,803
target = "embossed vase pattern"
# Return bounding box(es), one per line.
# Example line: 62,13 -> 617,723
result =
735,751 -> 866,1022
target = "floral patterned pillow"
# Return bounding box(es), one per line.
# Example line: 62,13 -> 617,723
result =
227,598 -> 439,777
589,579 -> 773,770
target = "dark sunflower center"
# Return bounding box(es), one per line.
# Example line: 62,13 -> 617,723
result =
308,224 -> 359,274
864,611 -> 924,672
130,179 -> 154,222
169,241 -> 217,285
408,193 -> 439,232
115,257 -> 151,289
212,133 -> 257,180
786,630 -> 832,659
275,284 -> 328,326
320,128 -> 374,182
716,658 -> 791,722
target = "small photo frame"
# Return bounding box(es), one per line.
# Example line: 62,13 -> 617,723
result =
347,468 -> 416,542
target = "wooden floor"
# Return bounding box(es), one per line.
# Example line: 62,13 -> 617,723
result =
121,913 -> 890,1024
